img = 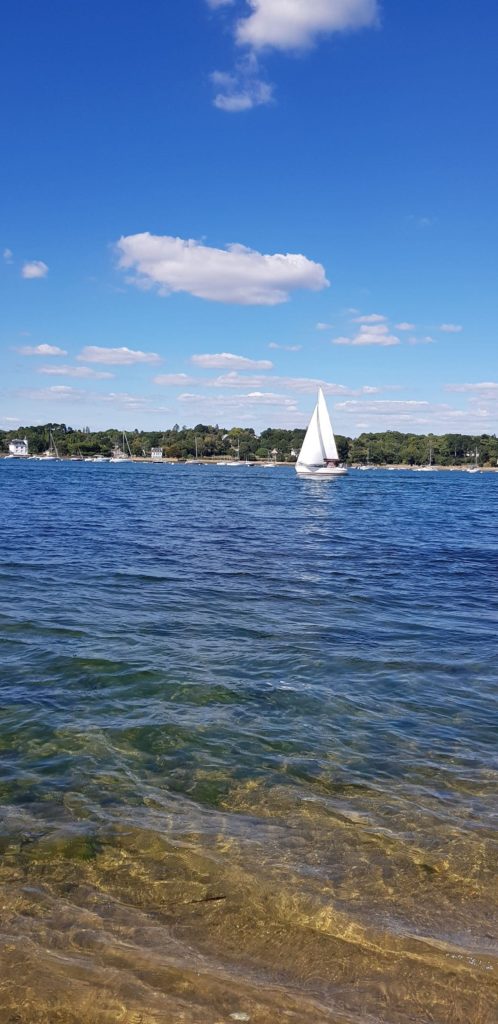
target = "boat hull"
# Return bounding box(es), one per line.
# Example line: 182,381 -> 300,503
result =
296,464 -> 348,478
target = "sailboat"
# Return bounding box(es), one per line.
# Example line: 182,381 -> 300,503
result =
109,431 -> 132,462
417,444 -> 437,471
188,436 -> 204,464
465,448 -> 480,473
38,430 -> 60,460
296,389 -> 347,478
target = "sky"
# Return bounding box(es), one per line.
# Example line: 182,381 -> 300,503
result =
1,0 -> 497,436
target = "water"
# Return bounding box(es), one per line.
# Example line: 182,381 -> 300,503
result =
0,461 -> 497,1024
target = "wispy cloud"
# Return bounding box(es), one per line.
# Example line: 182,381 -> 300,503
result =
18,343 -> 67,357
14,386 -> 169,416
211,55 -> 273,112
352,312 -> 386,324
37,365 -> 114,380
445,381 -> 498,398
407,335 -> 434,346
191,352 -> 273,370
77,345 -> 161,365
17,385 -> 82,401
268,342 -> 302,351
21,260 -> 49,279
3,248 -> 13,264
202,371 -> 382,397
439,323 -> 463,333
334,397 -> 496,433
316,322 -> 333,331
116,232 -> 328,306
408,215 -> 436,229
154,373 -> 196,386
395,322 -> 415,331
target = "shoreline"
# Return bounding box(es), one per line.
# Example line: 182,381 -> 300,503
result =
1,455 -> 497,471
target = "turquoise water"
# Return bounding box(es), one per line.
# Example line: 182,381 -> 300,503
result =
0,461 -> 497,1023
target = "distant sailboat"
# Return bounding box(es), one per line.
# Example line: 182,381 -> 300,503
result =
296,389 -> 347,478
417,444 -> 437,471
38,430 -> 59,460
109,431 -> 132,462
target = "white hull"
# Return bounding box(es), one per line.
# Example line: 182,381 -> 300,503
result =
296,464 -> 348,478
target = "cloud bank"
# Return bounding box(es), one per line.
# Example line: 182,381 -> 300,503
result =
116,232 -> 328,306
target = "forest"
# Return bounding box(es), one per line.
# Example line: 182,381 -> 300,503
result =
1,423 -> 497,466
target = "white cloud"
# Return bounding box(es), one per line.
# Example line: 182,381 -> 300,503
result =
235,0 -> 379,51
395,322 -> 415,331
191,352 -> 273,370
22,260 -> 49,279
353,312 -> 386,324
407,335 -> 434,346
316,322 -> 333,330
77,345 -> 161,365
268,342 -> 302,351
37,365 -> 114,380
211,57 -> 273,111
333,323 -> 400,347
154,373 -> 196,386
3,248 -> 13,264
18,343 -> 67,357
116,232 -> 328,306
439,323 -> 463,333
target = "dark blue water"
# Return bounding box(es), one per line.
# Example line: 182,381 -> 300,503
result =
0,461 -> 497,1024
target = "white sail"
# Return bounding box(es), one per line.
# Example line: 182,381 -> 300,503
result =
317,388 -> 339,462
297,388 -> 339,468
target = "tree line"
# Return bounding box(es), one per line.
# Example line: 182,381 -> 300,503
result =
1,423 -> 497,465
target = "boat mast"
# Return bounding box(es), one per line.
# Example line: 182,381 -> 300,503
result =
50,430 -> 59,458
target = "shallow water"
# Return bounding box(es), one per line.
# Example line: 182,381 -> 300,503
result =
0,461 -> 497,1023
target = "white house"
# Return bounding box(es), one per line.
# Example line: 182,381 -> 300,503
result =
8,437 -> 29,457
150,447 -> 163,461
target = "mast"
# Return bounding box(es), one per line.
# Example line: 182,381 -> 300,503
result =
50,430 -> 59,458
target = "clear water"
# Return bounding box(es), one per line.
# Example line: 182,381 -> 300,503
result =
0,461 -> 497,1023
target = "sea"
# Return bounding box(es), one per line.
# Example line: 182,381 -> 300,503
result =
0,460 -> 497,1024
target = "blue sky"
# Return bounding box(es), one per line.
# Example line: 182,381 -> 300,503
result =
1,0 -> 497,435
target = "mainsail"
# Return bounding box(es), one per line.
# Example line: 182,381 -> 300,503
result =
297,388 -> 339,467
